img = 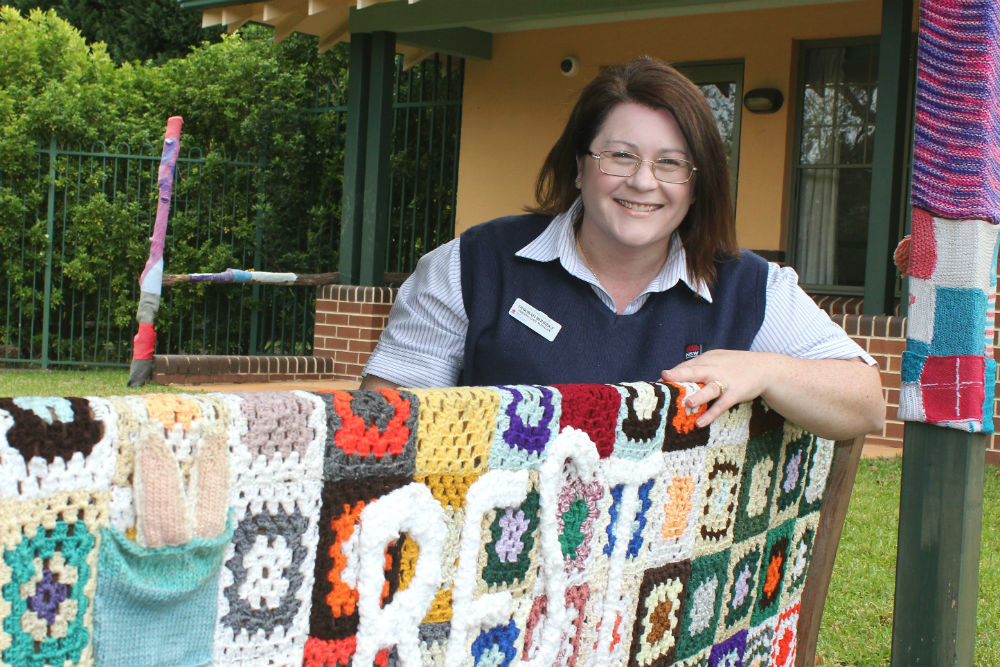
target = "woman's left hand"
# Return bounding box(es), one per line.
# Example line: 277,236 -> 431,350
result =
660,349 -> 767,429
660,349 -> 885,439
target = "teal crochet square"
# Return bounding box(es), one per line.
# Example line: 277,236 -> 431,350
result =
2,519 -> 95,667
983,358 -> 997,434
932,287 -> 988,356
94,519 -> 233,667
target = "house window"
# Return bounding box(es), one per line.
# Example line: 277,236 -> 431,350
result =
675,61 -> 744,202
791,41 -> 879,290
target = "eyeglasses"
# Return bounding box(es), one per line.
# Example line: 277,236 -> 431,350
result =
587,150 -> 697,184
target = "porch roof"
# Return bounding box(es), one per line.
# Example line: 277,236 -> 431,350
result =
178,0 -> 858,60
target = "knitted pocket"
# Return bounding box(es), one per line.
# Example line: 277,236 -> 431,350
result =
94,518 -> 233,667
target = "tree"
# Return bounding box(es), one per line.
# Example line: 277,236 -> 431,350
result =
6,0 -> 224,64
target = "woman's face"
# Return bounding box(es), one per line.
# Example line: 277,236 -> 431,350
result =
576,101 -> 694,255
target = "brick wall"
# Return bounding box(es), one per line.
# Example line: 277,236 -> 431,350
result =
312,284 -> 396,380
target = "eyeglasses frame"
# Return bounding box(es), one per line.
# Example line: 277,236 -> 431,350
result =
587,150 -> 698,184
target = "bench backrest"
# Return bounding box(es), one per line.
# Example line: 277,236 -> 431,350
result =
0,383 -> 861,667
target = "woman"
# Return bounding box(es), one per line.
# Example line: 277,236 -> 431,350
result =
361,57 -> 884,440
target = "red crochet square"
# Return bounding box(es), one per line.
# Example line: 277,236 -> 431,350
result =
920,355 -> 985,422
554,384 -> 621,457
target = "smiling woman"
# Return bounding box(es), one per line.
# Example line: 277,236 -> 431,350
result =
360,56 -> 885,441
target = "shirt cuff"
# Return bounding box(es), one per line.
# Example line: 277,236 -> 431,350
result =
362,342 -> 462,388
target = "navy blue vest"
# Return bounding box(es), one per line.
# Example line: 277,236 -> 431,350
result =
459,214 -> 768,386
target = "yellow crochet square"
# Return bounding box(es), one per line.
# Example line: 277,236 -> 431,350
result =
409,388 -> 499,475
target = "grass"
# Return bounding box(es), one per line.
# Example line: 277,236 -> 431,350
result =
0,368 -> 189,396
817,456 -> 1000,666
2,370 -> 999,664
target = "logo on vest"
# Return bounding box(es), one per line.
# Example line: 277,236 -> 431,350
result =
684,344 -> 702,360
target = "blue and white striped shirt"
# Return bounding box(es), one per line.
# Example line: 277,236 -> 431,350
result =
364,201 -> 875,387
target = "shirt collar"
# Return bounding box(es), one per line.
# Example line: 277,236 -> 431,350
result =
515,198 -> 713,302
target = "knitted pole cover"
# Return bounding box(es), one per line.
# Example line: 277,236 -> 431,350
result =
0,387 -> 837,667
897,0 -> 1000,432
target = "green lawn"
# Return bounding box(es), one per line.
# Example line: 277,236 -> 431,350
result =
817,456 -> 1000,666
0,368 -> 187,396
2,370 -> 999,664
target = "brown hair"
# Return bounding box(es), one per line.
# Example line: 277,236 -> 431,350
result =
530,56 -> 737,285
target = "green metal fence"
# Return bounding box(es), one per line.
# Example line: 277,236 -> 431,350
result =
0,54 -> 463,369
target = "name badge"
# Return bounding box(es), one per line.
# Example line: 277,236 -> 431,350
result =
509,298 -> 562,342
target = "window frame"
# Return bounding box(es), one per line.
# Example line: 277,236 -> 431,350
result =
673,59 -> 745,207
787,36 -> 881,295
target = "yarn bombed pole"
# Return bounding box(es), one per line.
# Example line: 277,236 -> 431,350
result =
891,1 -> 999,664
127,116 -> 183,387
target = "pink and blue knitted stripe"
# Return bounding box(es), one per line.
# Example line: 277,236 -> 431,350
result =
911,0 -> 1000,223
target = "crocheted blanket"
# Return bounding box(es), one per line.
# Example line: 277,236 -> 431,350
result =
0,383 -> 835,667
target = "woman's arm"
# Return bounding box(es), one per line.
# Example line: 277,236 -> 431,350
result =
360,239 -> 468,388
360,374 -> 401,390
662,350 -> 884,440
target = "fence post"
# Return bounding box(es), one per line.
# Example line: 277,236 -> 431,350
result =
40,138 -> 57,369
250,159 -> 265,355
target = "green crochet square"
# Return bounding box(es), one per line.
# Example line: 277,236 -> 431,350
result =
481,487 -> 541,591
750,518 -> 795,627
732,430 -> 782,543
675,549 -> 730,660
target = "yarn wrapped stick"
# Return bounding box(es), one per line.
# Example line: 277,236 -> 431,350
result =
163,269 -> 324,285
127,116 -> 183,387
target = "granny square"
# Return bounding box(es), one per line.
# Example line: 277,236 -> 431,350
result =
732,430 -> 781,543
750,520 -> 795,627
628,560 -> 692,667
320,389 -> 418,482
675,549 -> 730,661
614,382 -> 671,460
718,534 -> 767,639
489,385 -> 561,470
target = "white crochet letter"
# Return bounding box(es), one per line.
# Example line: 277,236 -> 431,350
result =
593,453 -> 664,665
444,469 -> 530,667
522,427 -> 601,667
353,482 -> 446,667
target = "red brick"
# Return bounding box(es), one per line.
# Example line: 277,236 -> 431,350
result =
884,421 -> 905,440
314,323 -> 338,338
870,354 -> 888,369
885,388 -> 900,407
348,314 -> 384,328
880,370 -> 900,389
336,302 -> 365,314
315,300 -> 338,314
868,338 -> 904,354
336,326 -> 363,340
334,351 -> 360,364
348,339 -> 378,353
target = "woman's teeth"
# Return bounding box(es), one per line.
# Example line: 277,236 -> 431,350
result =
616,199 -> 660,212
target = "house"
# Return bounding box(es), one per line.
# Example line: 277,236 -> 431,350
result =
175,0 -> 999,461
